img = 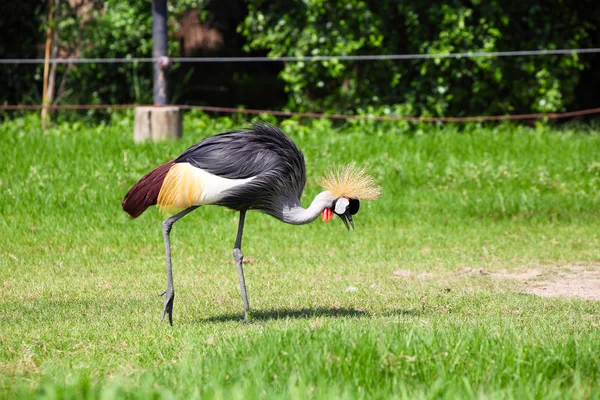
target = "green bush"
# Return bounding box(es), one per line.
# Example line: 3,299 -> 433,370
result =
2,1 -> 599,118
241,0 -> 596,116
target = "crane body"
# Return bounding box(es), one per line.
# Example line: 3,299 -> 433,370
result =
122,123 -> 380,325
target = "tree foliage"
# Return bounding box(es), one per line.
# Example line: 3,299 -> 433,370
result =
0,2 -> 46,106
240,0 -> 598,116
51,0 -> 199,106
1,0 -> 201,109
2,0 -> 599,118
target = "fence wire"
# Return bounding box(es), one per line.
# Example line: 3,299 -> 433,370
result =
2,48 -> 600,64
2,104 -> 600,123
3,47 -> 600,122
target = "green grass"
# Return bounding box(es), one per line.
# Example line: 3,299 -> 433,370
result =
1,113 -> 600,399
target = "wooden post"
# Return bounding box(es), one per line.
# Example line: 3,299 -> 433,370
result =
134,106 -> 182,143
41,0 -> 55,130
47,0 -> 61,114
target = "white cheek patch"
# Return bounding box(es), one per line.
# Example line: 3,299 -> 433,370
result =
334,197 -> 349,214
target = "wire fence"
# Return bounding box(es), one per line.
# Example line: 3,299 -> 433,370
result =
3,47 -> 600,122
2,104 -> 600,123
2,47 -> 600,64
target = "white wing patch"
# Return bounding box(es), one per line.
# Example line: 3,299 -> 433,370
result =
158,162 -> 256,213
194,165 -> 256,205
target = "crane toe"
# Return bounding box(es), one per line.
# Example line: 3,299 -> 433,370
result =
159,288 -> 175,325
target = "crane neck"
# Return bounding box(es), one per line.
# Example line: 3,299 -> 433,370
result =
280,191 -> 337,225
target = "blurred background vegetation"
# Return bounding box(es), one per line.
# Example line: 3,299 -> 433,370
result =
1,0 -> 600,118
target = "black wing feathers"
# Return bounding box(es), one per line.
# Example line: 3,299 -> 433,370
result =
174,123 -> 306,213
175,123 -> 298,179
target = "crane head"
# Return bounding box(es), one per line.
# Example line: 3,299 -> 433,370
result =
321,197 -> 360,230
318,163 -> 380,230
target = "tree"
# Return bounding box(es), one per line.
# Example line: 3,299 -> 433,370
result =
240,0 -> 598,116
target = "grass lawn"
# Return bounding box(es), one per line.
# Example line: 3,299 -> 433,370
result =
1,114 -> 599,399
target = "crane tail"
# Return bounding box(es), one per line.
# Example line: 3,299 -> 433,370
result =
122,161 -> 175,218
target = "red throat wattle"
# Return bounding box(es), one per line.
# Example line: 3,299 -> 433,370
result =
321,208 -> 333,222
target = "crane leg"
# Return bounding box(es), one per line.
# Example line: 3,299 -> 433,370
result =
159,205 -> 199,325
233,210 -> 251,323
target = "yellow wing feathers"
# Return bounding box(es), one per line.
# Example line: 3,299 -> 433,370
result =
319,163 -> 381,200
158,163 -> 203,213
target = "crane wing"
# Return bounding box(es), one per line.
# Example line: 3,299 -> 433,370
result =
173,123 -> 307,213
175,124 -> 297,180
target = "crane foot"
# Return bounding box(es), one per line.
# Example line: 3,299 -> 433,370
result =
159,287 -> 175,326
242,311 -> 258,324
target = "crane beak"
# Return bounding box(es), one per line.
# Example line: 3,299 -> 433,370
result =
338,212 -> 355,231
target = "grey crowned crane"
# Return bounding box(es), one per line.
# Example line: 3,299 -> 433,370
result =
122,123 -> 380,325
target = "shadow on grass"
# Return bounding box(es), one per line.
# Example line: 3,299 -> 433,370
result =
383,309 -> 423,317
197,307 -> 422,323
199,307 -> 367,323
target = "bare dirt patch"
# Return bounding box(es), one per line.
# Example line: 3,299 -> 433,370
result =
490,264 -> 600,301
393,264 -> 600,300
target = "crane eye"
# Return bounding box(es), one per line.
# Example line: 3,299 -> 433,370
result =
348,198 -> 360,215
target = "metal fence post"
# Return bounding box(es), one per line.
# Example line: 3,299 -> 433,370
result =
152,0 -> 168,106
